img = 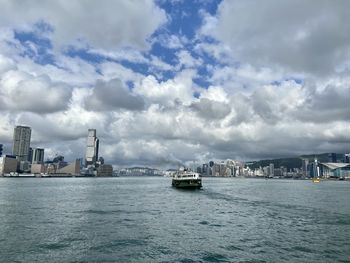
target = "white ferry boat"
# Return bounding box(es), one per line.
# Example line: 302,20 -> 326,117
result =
172,169 -> 202,189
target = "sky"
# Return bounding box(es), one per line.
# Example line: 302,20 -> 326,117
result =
1,0 -> 350,168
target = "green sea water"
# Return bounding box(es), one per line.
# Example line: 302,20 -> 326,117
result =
0,177 -> 349,262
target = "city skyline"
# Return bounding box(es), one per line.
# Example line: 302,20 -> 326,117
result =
0,1 -> 350,167
3,124 -> 350,171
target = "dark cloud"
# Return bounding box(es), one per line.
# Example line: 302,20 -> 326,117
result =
0,73 -> 72,113
228,95 -> 255,125
84,78 -> 145,111
294,84 -> 350,123
190,98 -> 231,119
251,88 -> 281,124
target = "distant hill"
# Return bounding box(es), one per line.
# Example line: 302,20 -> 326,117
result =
247,153 -> 346,170
247,157 -> 302,170
299,153 -> 344,163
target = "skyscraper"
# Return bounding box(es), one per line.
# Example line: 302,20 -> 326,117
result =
302,158 -> 309,177
85,129 -> 99,167
32,148 -> 45,164
328,153 -> 337,163
28,147 -> 33,162
345,153 -> 350,163
269,163 -> 274,177
12,126 -> 31,161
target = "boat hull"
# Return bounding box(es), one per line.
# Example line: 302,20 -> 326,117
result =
172,179 -> 202,189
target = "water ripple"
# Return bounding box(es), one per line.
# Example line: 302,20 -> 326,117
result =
0,177 -> 349,263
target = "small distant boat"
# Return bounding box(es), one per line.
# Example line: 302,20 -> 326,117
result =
312,177 -> 321,183
172,169 -> 202,189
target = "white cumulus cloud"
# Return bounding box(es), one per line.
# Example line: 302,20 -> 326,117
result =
0,0 -> 167,50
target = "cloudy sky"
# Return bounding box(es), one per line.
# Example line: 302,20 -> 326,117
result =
0,0 -> 350,167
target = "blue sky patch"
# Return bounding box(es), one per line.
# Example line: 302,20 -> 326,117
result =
10,0 -> 227,89
14,29 -> 55,65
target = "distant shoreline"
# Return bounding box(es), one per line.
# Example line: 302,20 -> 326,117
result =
1,175 -> 349,181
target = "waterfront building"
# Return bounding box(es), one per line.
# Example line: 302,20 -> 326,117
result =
28,147 -> 33,162
269,163 -> 274,177
202,163 -> 209,176
309,159 -> 322,178
0,144 -> 3,156
281,167 -> 288,176
208,161 -> 214,176
80,166 -> 97,176
255,167 -> 264,177
12,126 -> 31,161
301,158 -> 309,177
219,162 -> 226,176
119,167 -> 161,176
31,163 -> 45,174
56,159 -> 81,175
197,159 -> 246,177
212,163 -> 221,176
225,167 -> 233,176
344,153 -> 350,163
0,155 -> 18,175
274,168 -> 283,177
42,159 -> 80,176
308,162 -> 315,178
226,159 -> 238,177
319,162 -> 350,179
32,148 -> 44,164
85,129 -> 99,167
45,163 -> 57,174
97,164 -> 113,177
19,161 -> 31,173
263,166 -> 269,176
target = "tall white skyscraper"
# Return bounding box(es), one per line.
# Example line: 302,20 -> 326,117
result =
12,126 -> 31,161
85,129 -> 99,167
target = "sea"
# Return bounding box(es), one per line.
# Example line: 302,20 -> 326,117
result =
0,177 -> 349,263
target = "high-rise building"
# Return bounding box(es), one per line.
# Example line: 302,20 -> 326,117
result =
85,129 -> 99,167
202,163 -> 209,176
344,153 -> 350,163
312,158 -> 320,178
212,163 -> 221,176
0,155 -> 18,175
328,153 -> 337,163
219,162 -> 226,176
302,159 -> 309,177
0,144 -> 3,157
269,163 -> 274,177
12,126 -> 31,162
32,148 -> 45,164
28,147 -> 33,162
